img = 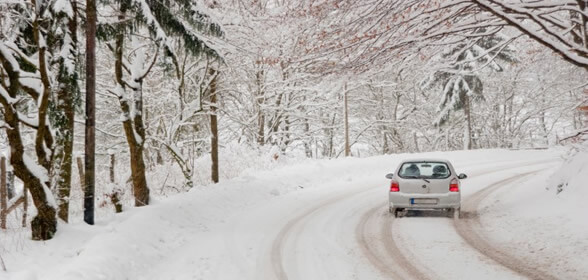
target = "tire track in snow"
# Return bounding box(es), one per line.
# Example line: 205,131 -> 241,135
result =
356,205 -> 430,280
269,188 -> 373,280
455,169 -> 560,280
355,161 -> 556,280
268,158 -> 557,280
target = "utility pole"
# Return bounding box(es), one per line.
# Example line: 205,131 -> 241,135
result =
84,0 -> 97,225
344,83 -> 351,157
210,68 -> 219,183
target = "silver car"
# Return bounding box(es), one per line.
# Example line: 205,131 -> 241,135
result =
386,159 -> 467,218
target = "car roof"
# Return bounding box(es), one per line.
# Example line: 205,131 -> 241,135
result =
399,158 -> 451,164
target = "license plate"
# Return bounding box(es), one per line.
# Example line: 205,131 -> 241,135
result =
411,198 -> 438,204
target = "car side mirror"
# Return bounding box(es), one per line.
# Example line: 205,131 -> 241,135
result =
458,173 -> 467,179
385,173 -> 394,179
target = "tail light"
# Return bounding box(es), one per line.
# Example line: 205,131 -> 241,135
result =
390,180 -> 400,192
449,178 -> 459,192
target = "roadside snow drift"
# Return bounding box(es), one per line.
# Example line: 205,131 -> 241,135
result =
1,148 -> 586,280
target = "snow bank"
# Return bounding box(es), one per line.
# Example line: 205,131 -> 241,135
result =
548,144 -> 588,199
475,145 -> 588,279
0,148 -> 573,279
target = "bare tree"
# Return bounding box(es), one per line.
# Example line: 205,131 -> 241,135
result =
471,0 -> 587,68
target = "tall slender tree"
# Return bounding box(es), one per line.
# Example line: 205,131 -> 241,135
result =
52,0 -> 80,223
84,0 -> 97,224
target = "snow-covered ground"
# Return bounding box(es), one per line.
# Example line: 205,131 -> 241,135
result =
1,148 -> 587,280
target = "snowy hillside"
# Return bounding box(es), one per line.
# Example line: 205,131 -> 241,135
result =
1,1 -> 587,279
2,148 -> 586,280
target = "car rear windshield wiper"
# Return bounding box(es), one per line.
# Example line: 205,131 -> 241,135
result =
405,175 -> 431,183
404,175 -> 430,183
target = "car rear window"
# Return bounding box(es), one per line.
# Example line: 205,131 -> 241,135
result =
398,162 -> 451,179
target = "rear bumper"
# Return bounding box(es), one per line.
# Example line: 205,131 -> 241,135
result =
389,192 -> 460,209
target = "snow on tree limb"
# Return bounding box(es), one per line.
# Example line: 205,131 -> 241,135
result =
313,0 -> 587,70
133,0 -> 224,60
23,156 -> 57,209
0,41 -> 21,74
472,0 -> 588,68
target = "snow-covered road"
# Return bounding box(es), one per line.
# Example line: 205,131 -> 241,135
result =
2,149 -> 587,280
219,159 -> 558,280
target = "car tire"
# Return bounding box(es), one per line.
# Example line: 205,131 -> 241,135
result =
453,208 -> 461,220
389,206 -> 396,215
395,208 -> 403,218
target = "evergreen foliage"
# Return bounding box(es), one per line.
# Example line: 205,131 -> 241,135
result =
422,29 -> 517,126
98,0 -> 224,61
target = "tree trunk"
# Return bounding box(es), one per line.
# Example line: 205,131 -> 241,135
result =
16,162 -> 56,240
0,44 -> 57,240
210,69 -> 219,183
413,131 -> 420,152
22,187 -> 27,228
584,86 -> 588,127
282,112 -> 291,152
110,154 -> 116,183
382,131 -> 389,155
328,113 -> 337,158
256,69 -> 265,146
446,129 -> 450,150
270,92 -> 284,144
84,0 -> 97,225
54,1 -> 78,223
55,137 -> 74,223
540,112 -> 549,146
107,153 -> 122,213
344,83 -> 351,157
113,3 -> 149,207
123,82 -> 150,207
303,117 -> 312,158
1,157 -> 6,229
76,157 -> 85,191
111,194 -> 123,213
463,94 -> 472,150
32,15 -> 53,172
6,171 -> 14,200
128,134 -> 149,206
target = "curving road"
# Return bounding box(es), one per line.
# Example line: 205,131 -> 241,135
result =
260,160 -> 561,280
454,171 -> 560,280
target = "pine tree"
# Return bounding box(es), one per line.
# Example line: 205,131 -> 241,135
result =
423,29 -> 517,150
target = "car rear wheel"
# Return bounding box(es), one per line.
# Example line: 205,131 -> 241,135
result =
395,208 -> 404,218
452,208 -> 461,220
